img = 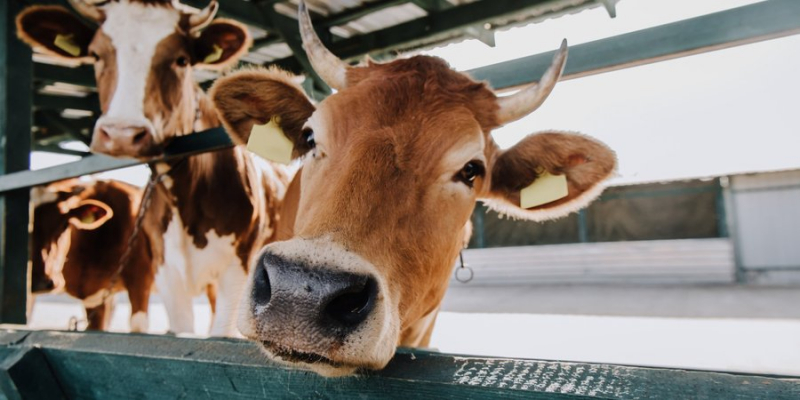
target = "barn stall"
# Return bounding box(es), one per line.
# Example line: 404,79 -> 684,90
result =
1,0 -> 800,398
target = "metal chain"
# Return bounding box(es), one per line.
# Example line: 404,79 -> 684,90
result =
68,163 -> 168,331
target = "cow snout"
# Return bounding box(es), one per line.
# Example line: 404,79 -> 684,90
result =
91,120 -> 157,157
252,252 -> 378,340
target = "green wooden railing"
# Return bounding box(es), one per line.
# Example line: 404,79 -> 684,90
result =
1,329 -> 798,399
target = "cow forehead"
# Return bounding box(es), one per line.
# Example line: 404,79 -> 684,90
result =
313,90 -> 487,171
102,1 -> 180,57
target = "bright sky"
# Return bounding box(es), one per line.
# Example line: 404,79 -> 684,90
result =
32,0 -> 799,186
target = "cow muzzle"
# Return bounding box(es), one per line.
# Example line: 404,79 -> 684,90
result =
91,117 -> 159,158
239,238 -> 399,377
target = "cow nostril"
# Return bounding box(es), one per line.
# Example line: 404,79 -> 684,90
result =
252,265 -> 271,306
324,277 -> 377,327
98,128 -> 111,141
132,130 -> 147,144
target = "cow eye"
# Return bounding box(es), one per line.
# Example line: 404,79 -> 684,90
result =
457,161 -> 485,188
303,128 -> 316,149
175,56 -> 189,67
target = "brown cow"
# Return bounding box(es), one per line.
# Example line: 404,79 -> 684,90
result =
31,179 -> 154,332
17,0 -> 289,336
209,2 -> 617,376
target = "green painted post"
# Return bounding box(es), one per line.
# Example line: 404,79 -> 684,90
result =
0,0 -> 32,324
472,203 -> 485,248
577,209 -> 588,243
715,178 -> 730,238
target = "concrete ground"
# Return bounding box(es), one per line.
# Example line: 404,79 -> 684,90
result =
25,284 -> 800,377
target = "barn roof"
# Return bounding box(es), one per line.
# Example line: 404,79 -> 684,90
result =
31,0 -> 617,156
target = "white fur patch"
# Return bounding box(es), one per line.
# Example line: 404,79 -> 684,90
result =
99,1 -> 180,142
82,288 -> 110,309
30,187 -> 58,207
130,311 -> 149,333
156,210 -> 245,335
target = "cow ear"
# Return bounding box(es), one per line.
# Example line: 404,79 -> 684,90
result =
194,19 -> 251,70
16,6 -> 95,62
481,131 -> 616,221
210,68 -> 316,158
64,199 -> 114,230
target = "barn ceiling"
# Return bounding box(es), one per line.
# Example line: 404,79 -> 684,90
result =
29,0 -> 618,156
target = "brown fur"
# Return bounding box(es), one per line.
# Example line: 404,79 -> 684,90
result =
213,54 -> 617,366
19,2 -> 284,335
209,67 -> 316,155
15,6 -> 95,61
32,180 -> 154,331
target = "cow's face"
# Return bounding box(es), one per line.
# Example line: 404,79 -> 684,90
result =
210,2 -> 616,376
31,181 -> 115,294
16,0 -> 250,158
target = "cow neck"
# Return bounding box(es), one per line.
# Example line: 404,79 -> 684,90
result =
147,88 -> 258,250
151,86 -> 223,189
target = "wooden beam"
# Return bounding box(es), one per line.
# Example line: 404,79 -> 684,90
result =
0,346 -> 66,400
0,127 -> 232,194
0,1 -> 31,325
1,330 -> 798,399
468,0 -> 800,89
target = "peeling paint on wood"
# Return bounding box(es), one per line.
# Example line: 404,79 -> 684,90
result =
0,329 -> 798,399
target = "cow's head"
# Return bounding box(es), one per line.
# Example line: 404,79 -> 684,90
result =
31,180 -> 116,294
16,0 -> 251,158
211,2 -> 616,376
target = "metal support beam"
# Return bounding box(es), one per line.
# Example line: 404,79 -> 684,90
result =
412,0 -> 495,47
469,0 -> 800,90
182,0 -> 271,33
34,110 -> 93,145
271,0 -> 574,68
33,64 -> 95,88
33,93 -> 99,114
260,5 -> 333,94
0,127 -> 231,194
0,1 -> 32,324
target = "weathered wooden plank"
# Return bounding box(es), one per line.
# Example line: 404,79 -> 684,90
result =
0,346 -> 66,400
469,0 -> 800,89
0,330 -> 797,399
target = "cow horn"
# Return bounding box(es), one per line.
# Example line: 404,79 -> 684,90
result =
496,39 -> 569,125
186,0 -> 219,33
298,0 -> 348,90
67,0 -> 104,22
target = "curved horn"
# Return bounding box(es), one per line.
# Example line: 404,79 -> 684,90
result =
186,0 -> 219,33
496,39 -> 569,125
67,0 -> 103,22
298,0 -> 348,90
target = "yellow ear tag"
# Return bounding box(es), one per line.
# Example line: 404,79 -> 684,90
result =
246,118 -> 294,164
520,170 -> 569,209
54,34 -> 81,57
203,45 -> 223,64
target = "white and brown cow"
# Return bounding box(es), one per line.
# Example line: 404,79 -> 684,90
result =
31,179 -> 154,332
209,2 -> 617,375
17,0 -> 288,336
